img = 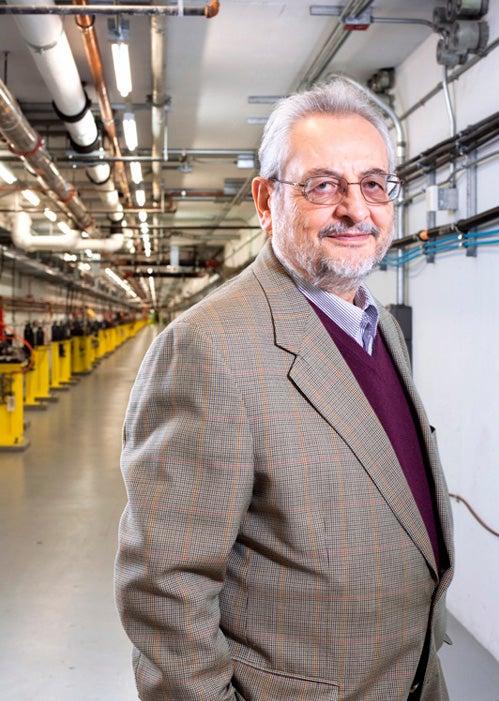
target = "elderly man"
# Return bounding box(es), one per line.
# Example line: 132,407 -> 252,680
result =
115,78 -> 454,701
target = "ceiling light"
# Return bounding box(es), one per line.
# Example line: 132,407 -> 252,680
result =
138,210 -> 147,223
0,163 -> 17,184
81,231 -> 90,238
57,221 -> 72,235
135,188 -> 145,207
78,262 -> 91,272
147,267 -> 153,274
247,95 -> 286,104
123,112 -> 138,151
111,42 -> 132,98
237,155 -> 255,169
246,117 -> 268,125
148,275 -> 156,305
22,189 -> 40,206
130,161 -> 143,184
140,223 -> 149,235
43,208 -> 57,222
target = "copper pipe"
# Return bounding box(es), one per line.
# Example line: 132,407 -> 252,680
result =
73,0 -> 131,206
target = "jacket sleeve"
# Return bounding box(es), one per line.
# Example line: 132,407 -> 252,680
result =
115,320 -> 253,701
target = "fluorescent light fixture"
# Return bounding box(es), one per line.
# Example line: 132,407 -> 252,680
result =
138,210 -> 147,223
130,161 -> 143,184
43,208 -> 57,222
237,155 -> 255,169
246,117 -> 268,125
247,95 -> 286,104
22,189 -> 40,206
148,275 -> 156,305
111,42 -> 132,98
105,267 -> 138,299
123,112 -> 138,151
0,163 -> 17,184
135,188 -> 145,207
57,221 -> 72,235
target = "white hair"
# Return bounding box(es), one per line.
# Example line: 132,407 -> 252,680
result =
258,77 -> 396,178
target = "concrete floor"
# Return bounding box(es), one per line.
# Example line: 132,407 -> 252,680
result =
1,325 -> 498,701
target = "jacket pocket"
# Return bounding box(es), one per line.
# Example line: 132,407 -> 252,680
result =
232,656 -> 339,701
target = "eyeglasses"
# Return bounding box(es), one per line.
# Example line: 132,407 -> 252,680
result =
270,172 -> 402,206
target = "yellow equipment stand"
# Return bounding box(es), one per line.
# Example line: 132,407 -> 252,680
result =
59,339 -> 72,384
50,341 -> 69,392
0,362 -> 29,450
25,354 -> 47,410
50,341 -> 62,389
96,329 -> 106,360
33,345 -> 57,403
81,335 -> 94,373
71,336 -> 86,374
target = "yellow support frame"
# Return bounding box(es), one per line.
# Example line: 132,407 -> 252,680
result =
0,363 -> 29,450
59,339 -> 72,384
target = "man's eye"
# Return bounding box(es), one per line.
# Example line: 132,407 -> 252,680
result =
308,179 -> 338,193
364,178 -> 386,192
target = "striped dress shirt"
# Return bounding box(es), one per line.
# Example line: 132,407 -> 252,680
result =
293,277 -> 379,355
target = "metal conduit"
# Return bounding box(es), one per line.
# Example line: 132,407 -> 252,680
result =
0,77 -> 92,230
0,1 -> 221,15
296,0 -> 376,90
73,0 -> 131,206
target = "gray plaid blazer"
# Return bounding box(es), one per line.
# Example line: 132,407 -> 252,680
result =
115,240 -> 454,701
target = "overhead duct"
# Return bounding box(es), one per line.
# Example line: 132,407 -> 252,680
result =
0,77 -> 92,230
151,14 -> 167,205
7,0 -> 124,224
11,211 -> 124,253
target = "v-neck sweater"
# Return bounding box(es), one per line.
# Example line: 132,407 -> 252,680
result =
310,301 -> 443,573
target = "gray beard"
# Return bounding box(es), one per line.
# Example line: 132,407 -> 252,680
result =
272,220 -> 388,297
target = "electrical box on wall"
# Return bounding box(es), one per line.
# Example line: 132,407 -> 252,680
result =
426,185 -> 459,212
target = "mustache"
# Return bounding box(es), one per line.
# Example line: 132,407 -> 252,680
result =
318,221 -> 381,239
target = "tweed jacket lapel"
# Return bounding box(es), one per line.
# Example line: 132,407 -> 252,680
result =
252,240 -> 439,576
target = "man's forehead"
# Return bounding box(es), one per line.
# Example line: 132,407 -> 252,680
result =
286,113 -> 389,172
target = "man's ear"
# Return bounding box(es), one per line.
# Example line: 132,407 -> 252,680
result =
252,177 -> 274,235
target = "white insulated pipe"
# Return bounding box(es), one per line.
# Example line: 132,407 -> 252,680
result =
11,211 -> 124,252
151,15 -> 167,204
8,0 -> 123,223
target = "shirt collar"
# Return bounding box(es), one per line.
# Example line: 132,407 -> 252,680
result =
291,274 -> 380,352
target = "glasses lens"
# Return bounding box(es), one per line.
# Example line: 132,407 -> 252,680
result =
303,176 -> 342,204
361,174 -> 400,203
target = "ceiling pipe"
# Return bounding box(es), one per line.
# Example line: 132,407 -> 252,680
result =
0,1 -> 221,16
0,77 -> 92,230
11,211 -> 124,252
296,0 -> 375,90
6,0 -> 124,225
72,0 -> 131,206
151,13 -> 167,205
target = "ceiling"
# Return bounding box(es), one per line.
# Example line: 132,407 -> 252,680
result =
0,0 -> 440,307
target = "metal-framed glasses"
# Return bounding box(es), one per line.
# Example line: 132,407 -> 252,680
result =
270,172 -> 402,206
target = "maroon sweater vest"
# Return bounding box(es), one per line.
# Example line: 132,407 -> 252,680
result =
310,302 -> 444,573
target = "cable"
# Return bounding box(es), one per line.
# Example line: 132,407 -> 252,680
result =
449,493 -> 499,538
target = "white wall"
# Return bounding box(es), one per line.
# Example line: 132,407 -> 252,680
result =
368,4 -> 499,662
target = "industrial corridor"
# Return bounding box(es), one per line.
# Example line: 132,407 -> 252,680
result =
0,324 -> 498,701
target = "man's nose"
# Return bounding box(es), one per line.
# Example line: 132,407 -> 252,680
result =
333,183 -> 371,223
